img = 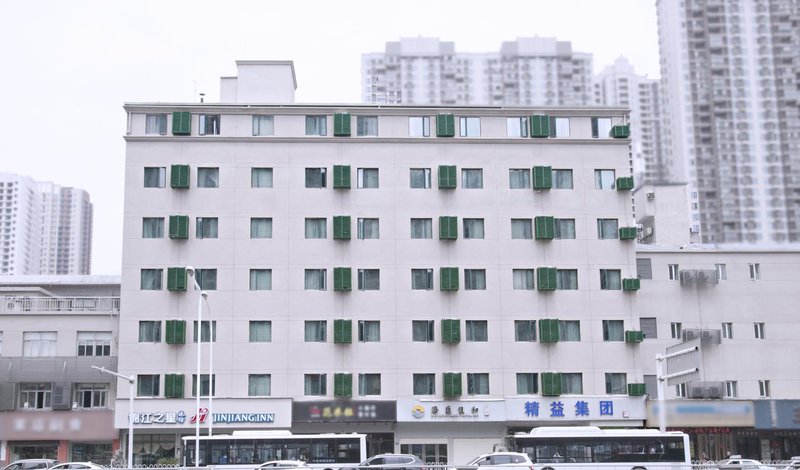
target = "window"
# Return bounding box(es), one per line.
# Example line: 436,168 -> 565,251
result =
358,269 -> 380,290
754,322 -> 765,339
358,374 -> 381,395
358,321 -> 381,342
592,117 -> 612,138
305,321 -> 327,342
640,317 -> 658,339
304,374 -> 327,396
605,373 -> 627,394
463,218 -> 485,239
509,169 -> 531,189
140,269 -> 163,290
305,115 -> 327,136
248,374 -> 271,396
137,375 -> 160,397
675,383 -> 687,398
467,373 -> 490,394
465,320 -> 488,342
725,380 -> 738,398
600,269 -> 622,290
459,117 -> 481,137
410,168 -> 431,188
357,168 -> 379,188
668,264 -> 680,280
19,383 -> 52,409
252,115 -> 274,136
74,383 -> 108,409
412,320 -> 434,342
602,320 -> 624,341
553,169 -> 574,189
507,117 -> 529,137
516,373 -> 538,394
409,116 -> 431,137
250,269 -> 272,290
552,117 -> 570,137
199,114 -> 220,135
759,379 -> 771,397
513,269 -> 535,290
515,320 -> 536,342
23,332 -> 56,357
250,218 -> 273,238
597,219 -> 619,239
464,269 -> 486,290
304,269 -> 326,290
462,169 -> 483,188
749,263 -> 761,280
305,218 -> 327,238
411,269 -> 433,290
196,217 -> 218,239
594,169 -> 616,189
722,322 -> 733,339
142,218 -> 164,238
556,269 -> 578,290
77,332 -> 111,356
671,322 -> 682,339
413,373 -> 435,395
192,320 -> 217,342
357,218 -> 380,239
145,114 -> 167,135
716,263 -> 727,281
138,321 -> 161,342
637,258 -> 653,280
554,219 -> 576,239
511,219 -> 533,239
559,321 -> 581,341
192,374 -> 216,397
357,116 -> 378,136
197,167 -> 219,188
561,373 -> 583,394
249,321 -> 272,342
143,167 -> 166,188
305,168 -> 327,188
251,168 -> 273,187
410,218 -> 432,239
196,268 -> 217,290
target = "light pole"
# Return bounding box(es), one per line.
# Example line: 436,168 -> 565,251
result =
186,266 -> 208,467
92,366 -> 135,469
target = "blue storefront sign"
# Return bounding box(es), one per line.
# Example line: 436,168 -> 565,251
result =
755,400 -> 800,429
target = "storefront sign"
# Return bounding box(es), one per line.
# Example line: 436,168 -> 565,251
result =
0,409 -> 116,440
646,400 -> 754,427
293,400 -> 396,422
506,396 -> 646,421
115,398 -> 291,429
397,399 -> 506,422
754,400 -> 800,429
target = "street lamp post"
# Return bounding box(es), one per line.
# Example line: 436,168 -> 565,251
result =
186,266 -> 208,467
92,366 -> 135,469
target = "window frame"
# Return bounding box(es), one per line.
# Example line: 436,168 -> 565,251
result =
458,117 -> 481,137
409,168 -> 432,189
512,269 -> 535,290
248,374 -> 272,397
466,372 -> 490,395
304,268 -> 327,291
465,320 -> 488,342
668,264 -> 680,281
597,218 -> 620,239
749,263 -> 761,280
142,217 -> 165,239
412,373 -> 435,395
138,321 -> 161,342
410,218 -> 433,239
605,373 -> 627,394
411,269 -> 434,290
305,217 -> 327,239
357,218 -> 380,239
409,116 -> 431,137
304,374 -> 327,396
137,374 -> 160,397
357,168 -> 380,189
143,167 -> 166,188
358,373 -> 381,396
304,320 -> 327,342
252,115 -> 275,136
250,217 -> 273,239
511,219 -> 533,239
358,269 -> 380,290
412,320 -> 435,342
509,169 -> 531,189
77,331 -> 112,357
356,116 -> 379,136
552,169 -> 574,189
358,320 -> 381,342
197,167 -> 220,188
305,167 -> 327,188
506,117 -> 529,138
249,321 -> 272,342
754,322 -> 765,339
602,320 -> 625,342
722,322 -> 733,339
594,169 -> 616,189
195,217 -> 219,239
464,269 -> 487,290
600,269 -> 622,290
249,269 -> 272,291
145,114 -> 167,135
554,218 -> 576,239
514,320 -> 536,342
251,167 -> 274,188
671,322 -> 683,339
140,268 -> 163,290
556,269 -> 578,290
463,218 -> 485,239
558,320 -> 581,342
516,373 -> 538,394
305,115 -> 327,136
461,168 -> 484,189
199,114 -> 221,135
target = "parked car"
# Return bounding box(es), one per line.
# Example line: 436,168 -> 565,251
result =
781,457 -> 800,470
349,454 -> 426,470
259,461 -> 311,469
716,456 -> 774,470
455,452 -> 534,470
1,460 -> 60,470
48,463 -> 106,470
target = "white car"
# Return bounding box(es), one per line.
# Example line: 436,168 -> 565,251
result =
716,456 -> 774,470
456,452 -> 534,470
258,461 -> 311,469
1,460 -> 60,470
781,457 -> 800,470
48,463 -> 106,470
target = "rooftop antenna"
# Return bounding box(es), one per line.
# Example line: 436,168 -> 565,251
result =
199,92 -> 205,103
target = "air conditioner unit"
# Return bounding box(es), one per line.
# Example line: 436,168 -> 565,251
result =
697,271 -> 710,282
52,383 -> 72,410
689,385 -> 706,399
706,386 -> 723,399
682,329 -> 699,342
679,270 -> 696,285
646,192 -> 655,200
644,227 -> 654,237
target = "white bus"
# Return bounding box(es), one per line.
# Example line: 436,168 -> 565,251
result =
181,431 -> 367,469
510,427 -> 691,470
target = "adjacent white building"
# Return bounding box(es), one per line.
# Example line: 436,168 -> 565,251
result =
0,173 -> 93,275
656,0 -> 800,244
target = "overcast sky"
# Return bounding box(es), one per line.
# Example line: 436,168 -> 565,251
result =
0,0 -> 660,275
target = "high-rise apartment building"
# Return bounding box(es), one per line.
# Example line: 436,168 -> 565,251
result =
0,173 -> 93,275
657,0 -> 800,243
362,37 -> 593,106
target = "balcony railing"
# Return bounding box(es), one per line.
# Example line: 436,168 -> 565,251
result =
1,296 -> 120,312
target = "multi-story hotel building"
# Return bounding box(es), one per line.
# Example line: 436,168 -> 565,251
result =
0,173 -> 93,275
119,61 -> 642,464
656,0 -> 800,243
